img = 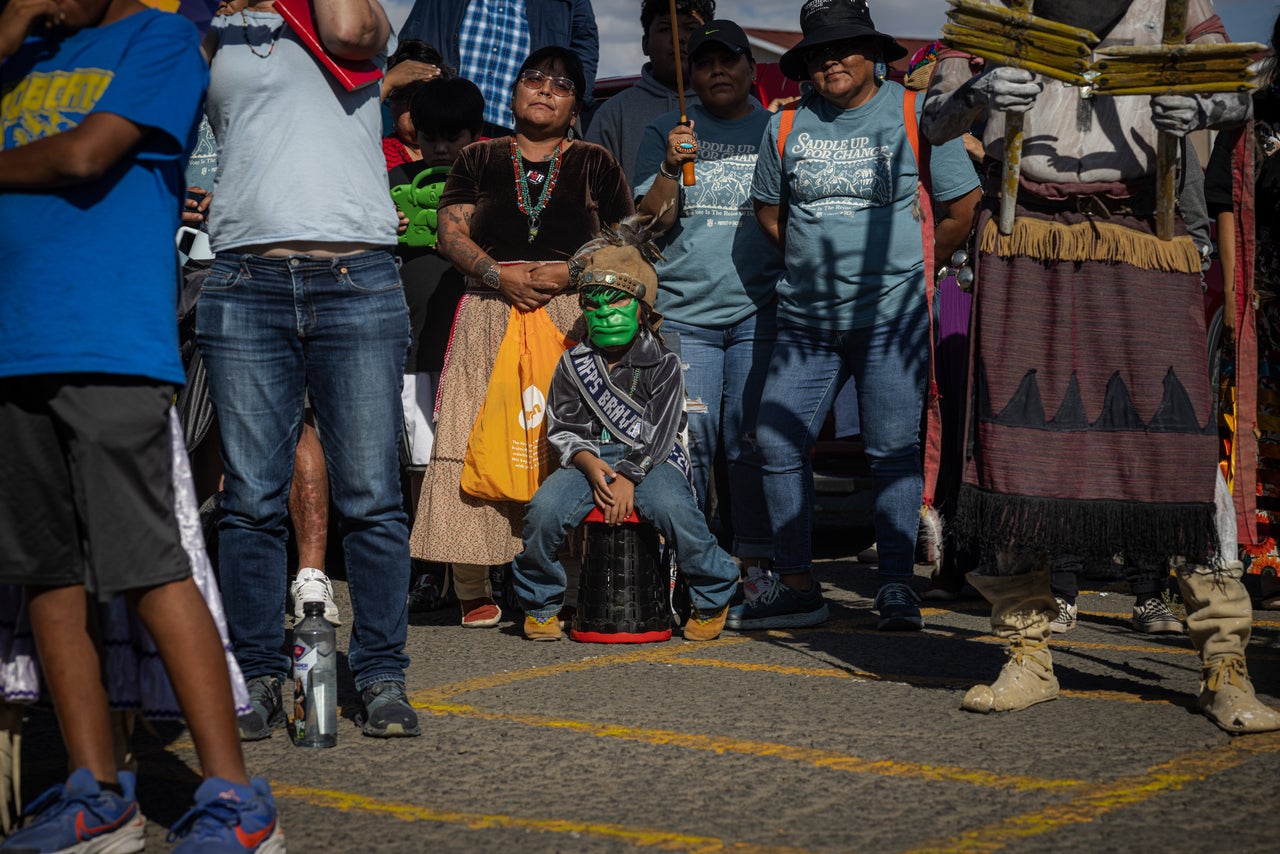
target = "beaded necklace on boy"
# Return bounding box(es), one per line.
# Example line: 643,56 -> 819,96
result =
510,138 -> 564,243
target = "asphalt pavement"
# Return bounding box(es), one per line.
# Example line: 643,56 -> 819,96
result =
17,531 -> 1280,852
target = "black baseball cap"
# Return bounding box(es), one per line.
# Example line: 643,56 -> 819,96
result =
687,20 -> 753,61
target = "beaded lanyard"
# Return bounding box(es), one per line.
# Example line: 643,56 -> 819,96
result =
510,138 -> 564,243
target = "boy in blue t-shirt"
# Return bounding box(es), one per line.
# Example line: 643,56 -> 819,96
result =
0,0 -> 282,850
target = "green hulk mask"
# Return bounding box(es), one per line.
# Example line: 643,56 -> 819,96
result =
580,286 -> 641,349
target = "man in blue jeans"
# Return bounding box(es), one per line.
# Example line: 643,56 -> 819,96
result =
739,0 -> 980,631
198,0 -> 418,739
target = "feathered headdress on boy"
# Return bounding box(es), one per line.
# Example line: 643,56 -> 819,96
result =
573,211 -> 669,332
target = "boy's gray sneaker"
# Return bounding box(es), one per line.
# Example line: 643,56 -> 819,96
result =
358,682 -> 421,738
238,676 -> 286,741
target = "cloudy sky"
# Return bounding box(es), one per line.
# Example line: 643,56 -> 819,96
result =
382,0 -> 1278,80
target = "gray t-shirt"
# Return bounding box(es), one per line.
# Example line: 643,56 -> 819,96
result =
751,82 -> 979,331
205,13 -> 398,251
634,102 -> 784,327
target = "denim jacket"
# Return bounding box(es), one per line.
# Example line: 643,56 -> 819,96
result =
398,0 -> 599,106
546,330 -> 686,484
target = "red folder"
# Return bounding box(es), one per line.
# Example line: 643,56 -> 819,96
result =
275,0 -> 384,92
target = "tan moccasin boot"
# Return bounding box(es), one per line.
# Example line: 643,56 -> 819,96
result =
962,565 -> 1060,714
1178,562 -> 1280,733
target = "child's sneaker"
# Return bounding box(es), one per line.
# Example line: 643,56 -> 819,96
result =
167,776 -> 285,852
683,606 -> 728,641
1,767 -> 144,853
524,614 -> 564,641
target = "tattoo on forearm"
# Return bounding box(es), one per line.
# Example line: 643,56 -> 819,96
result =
439,206 -> 493,279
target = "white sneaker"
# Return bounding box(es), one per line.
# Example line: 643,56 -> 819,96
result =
292,567 -> 341,625
743,566 -> 776,605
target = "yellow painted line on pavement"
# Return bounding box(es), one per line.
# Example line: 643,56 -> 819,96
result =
904,730 -> 1280,853
269,783 -> 814,853
416,636 -> 750,703
416,701 -> 1085,792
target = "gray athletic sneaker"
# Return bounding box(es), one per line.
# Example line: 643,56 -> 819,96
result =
358,682 -> 421,738
238,676 -> 286,741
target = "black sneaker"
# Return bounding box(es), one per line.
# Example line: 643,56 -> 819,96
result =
238,675 -> 286,741
407,569 -> 454,613
874,582 -> 924,631
725,578 -> 829,630
357,682 -> 421,738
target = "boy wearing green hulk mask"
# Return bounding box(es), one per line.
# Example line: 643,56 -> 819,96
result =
511,219 -> 740,641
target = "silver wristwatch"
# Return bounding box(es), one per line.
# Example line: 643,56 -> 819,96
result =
482,262 -> 501,290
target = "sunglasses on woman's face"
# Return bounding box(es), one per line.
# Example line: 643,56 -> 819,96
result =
519,69 -> 576,97
804,39 -> 875,68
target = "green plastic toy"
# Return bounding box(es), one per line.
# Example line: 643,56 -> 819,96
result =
391,165 -> 450,248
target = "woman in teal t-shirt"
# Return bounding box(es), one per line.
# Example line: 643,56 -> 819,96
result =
634,20 -> 784,576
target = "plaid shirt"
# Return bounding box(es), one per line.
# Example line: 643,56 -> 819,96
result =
457,0 -> 531,131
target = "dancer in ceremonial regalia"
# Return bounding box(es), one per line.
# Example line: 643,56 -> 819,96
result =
921,0 -> 1280,731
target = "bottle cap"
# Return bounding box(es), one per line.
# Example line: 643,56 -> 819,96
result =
302,601 -> 327,617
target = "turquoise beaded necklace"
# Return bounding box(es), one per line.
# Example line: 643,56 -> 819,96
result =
510,138 -> 564,243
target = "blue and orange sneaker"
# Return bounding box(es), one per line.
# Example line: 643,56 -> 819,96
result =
0,767 -> 144,853
167,777 -> 285,853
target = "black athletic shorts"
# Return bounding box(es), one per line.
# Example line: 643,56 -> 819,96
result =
0,375 -> 190,600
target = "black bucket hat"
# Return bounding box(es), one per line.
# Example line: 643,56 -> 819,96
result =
779,0 -> 908,81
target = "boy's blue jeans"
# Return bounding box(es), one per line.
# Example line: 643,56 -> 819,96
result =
513,444 -> 739,619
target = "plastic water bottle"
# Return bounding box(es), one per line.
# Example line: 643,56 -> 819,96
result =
293,601 -> 337,748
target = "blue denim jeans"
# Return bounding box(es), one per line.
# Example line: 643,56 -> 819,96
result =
757,304 -> 929,582
196,250 -> 412,689
512,444 -> 739,618
663,306 -> 776,559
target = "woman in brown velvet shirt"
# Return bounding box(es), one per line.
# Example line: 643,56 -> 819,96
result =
409,46 -> 634,627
